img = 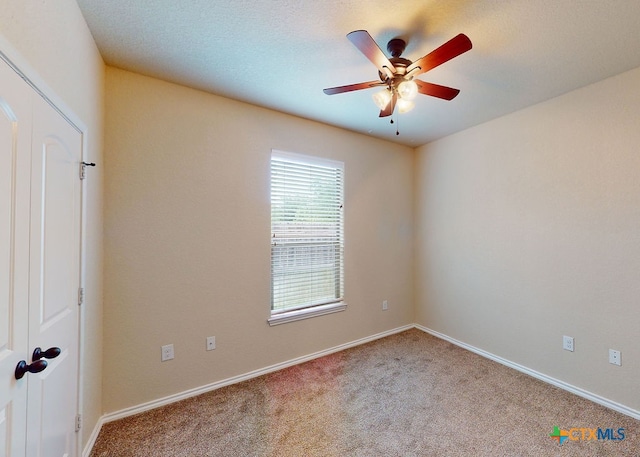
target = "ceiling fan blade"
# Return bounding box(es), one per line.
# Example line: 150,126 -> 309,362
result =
347,30 -> 397,77
323,81 -> 386,95
379,91 -> 397,117
415,81 -> 460,100
406,34 -> 472,77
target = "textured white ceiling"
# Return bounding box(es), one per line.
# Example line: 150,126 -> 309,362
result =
76,0 -> 640,146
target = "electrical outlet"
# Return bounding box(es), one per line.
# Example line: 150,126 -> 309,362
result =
562,335 -> 574,352
161,344 -> 174,361
382,300 -> 388,311
609,349 -> 621,366
206,336 -> 216,351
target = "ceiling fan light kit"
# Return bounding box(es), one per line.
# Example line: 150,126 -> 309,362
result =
397,98 -> 415,114
372,89 -> 392,110
324,30 -> 472,121
397,80 -> 418,101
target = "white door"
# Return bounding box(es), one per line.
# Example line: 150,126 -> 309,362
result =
0,55 -> 33,457
26,92 -> 82,457
0,58 -> 82,457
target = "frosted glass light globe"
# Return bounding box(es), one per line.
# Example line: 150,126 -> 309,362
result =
372,89 -> 392,109
397,80 -> 418,100
397,98 -> 415,113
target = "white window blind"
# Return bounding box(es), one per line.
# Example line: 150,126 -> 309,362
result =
270,150 -> 344,316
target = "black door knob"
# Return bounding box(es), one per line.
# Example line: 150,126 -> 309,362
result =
15,360 -> 48,380
32,346 -> 61,361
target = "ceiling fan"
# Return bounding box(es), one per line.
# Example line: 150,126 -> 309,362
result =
323,30 -> 472,117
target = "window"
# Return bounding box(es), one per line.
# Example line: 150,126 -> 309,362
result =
268,150 -> 345,325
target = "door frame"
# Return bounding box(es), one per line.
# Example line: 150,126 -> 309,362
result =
0,35 -> 88,455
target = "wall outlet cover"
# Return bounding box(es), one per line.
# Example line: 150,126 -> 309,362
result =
562,335 -> 574,352
161,344 -> 174,361
609,349 -> 621,366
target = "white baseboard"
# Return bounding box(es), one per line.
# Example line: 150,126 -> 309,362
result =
414,324 -> 640,421
82,416 -> 105,457
83,322 -> 639,456
100,324 -> 413,424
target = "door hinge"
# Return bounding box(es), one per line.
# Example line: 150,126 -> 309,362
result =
75,414 -> 82,432
78,287 -> 85,306
79,161 -> 96,180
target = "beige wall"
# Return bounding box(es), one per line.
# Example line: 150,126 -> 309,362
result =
103,67 -> 415,413
415,67 -> 640,410
3,0 -> 639,442
0,0 -> 104,450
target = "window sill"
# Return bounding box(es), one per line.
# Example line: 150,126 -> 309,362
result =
268,302 -> 347,326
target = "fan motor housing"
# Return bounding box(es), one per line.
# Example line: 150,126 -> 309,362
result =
379,57 -> 412,81
378,38 -> 412,81
387,38 -> 407,57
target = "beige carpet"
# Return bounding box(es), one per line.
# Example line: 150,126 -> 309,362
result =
90,329 -> 638,456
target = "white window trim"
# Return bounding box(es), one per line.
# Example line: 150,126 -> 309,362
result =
268,301 -> 347,326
